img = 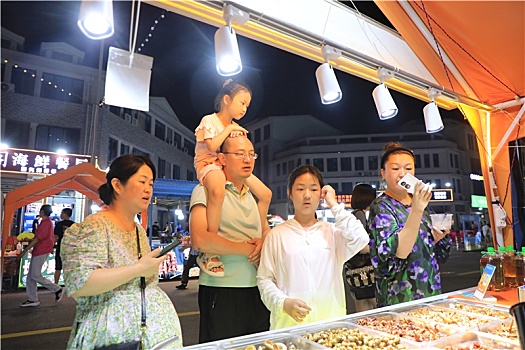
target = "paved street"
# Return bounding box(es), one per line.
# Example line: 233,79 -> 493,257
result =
1,246 -> 481,349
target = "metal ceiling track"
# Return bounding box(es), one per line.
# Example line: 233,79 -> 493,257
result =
149,0 -> 494,112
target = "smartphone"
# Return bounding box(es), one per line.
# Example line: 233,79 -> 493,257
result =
156,239 -> 182,257
397,173 -> 420,194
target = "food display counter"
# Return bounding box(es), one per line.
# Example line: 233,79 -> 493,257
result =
182,288 -> 521,349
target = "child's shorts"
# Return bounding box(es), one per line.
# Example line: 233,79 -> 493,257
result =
196,161 -> 222,184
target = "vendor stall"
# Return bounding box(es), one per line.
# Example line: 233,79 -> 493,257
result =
182,287 -> 521,349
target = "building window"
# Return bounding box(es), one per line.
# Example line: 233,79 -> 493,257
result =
424,154 -> 430,168
368,156 -> 378,172
35,125 -> 81,153
10,66 -> 36,96
2,119 -> 30,148
305,159 -> 310,165
254,129 -> 261,143
450,154 -> 454,167
187,169 -> 194,181
108,137 -> 119,165
434,179 -> 442,188
282,162 -> 287,175
154,120 -> 165,140
264,124 -> 270,140
454,154 -> 459,168
328,182 -> 339,191
276,163 -> 281,176
157,158 -> 166,179
313,158 -> 324,171
342,182 -> 353,194
288,160 -> 294,173
327,158 -> 338,172
453,178 -> 462,193
468,133 -> 476,150
120,143 -> 130,155
172,164 -> 180,179
355,157 -> 364,171
40,72 -> 83,104
341,157 -> 352,171
183,139 -> 195,157
136,111 -> 151,133
416,154 -> 421,167
174,132 -> 182,149
166,128 -> 173,145
433,153 -> 440,167
276,186 -> 281,200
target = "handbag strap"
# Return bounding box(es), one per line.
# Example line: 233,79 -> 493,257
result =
135,227 -> 147,328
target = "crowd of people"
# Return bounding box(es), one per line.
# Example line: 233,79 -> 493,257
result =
15,79 -> 454,348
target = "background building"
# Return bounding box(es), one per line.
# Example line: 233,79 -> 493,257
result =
1,28 -> 196,232
246,116 -> 485,228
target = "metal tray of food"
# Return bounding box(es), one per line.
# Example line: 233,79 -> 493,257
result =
428,299 -> 511,320
218,332 -> 324,349
289,321 -> 423,349
431,331 -> 520,349
346,312 -> 460,346
391,304 -> 503,330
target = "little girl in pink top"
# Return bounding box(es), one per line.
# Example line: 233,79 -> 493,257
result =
194,79 -> 272,276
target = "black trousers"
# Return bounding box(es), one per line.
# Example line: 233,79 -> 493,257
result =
181,254 -> 198,284
198,285 -> 270,343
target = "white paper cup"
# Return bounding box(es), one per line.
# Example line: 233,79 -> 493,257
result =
430,213 -> 453,230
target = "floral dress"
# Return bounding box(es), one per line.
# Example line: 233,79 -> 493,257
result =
62,214 -> 182,349
369,194 -> 452,307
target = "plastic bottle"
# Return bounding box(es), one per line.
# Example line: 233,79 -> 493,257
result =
505,246 -> 517,288
516,248 -> 525,287
488,247 -> 505,291
480,248 -> 492,275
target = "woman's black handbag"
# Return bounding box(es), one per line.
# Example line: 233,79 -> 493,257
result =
344,253 -> 375,289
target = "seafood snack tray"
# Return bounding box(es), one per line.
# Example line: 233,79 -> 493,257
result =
183,296 -> 519,349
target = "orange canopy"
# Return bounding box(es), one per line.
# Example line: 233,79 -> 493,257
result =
375,1 -> 525,245
1,162 -> 106,257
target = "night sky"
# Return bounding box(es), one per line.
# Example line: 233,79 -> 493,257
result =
1,1 -> 465,134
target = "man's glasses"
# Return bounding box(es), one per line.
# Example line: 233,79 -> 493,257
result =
222,152 -> 258,160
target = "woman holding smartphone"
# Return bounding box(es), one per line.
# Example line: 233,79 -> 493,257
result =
62,154 -> 182,349
369,142 -> 452,307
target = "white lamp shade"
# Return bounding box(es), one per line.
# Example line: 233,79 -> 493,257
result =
315,63 -> 342,104
214,26 -> 242,76
77,0 -> 114,40
372,83 -> 398,120
423,101 -> 444,133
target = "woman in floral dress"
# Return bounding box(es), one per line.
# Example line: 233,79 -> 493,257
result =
62,154 -> 182,349
369,142 -> 452,307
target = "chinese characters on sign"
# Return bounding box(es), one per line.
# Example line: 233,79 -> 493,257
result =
0,148 -> 90,175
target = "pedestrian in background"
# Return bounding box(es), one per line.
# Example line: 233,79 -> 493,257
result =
18,204 -> 64,307
344,183 -> 377,312
176,234 -> 200,290
54,208 -> 75,285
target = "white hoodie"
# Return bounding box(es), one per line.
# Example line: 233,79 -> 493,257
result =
257,204 -> 369,330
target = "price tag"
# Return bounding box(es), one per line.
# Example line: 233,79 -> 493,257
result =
474,264 -> 495,300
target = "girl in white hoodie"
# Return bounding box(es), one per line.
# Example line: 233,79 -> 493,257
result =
257,165 -> 369,330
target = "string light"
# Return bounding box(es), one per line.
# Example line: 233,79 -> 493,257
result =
137,11 -> 166,53
9,63 -> 84,101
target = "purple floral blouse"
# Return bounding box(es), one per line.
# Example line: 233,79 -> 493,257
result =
369,194 -> 452,307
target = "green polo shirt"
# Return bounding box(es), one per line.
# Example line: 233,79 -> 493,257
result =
190,182 -> 262,287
